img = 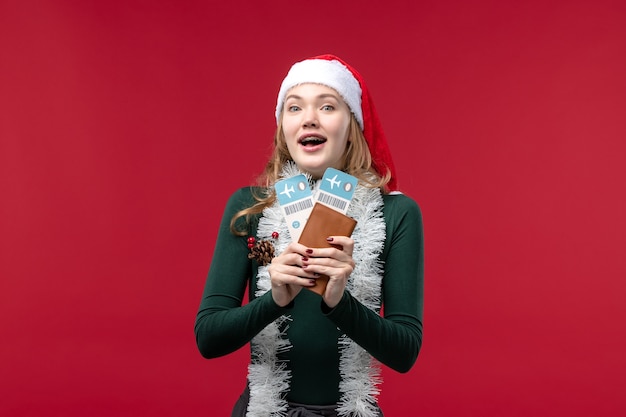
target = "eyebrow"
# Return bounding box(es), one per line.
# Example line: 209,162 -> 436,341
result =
284,93 -> 340,101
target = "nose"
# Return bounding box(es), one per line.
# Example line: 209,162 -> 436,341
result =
302,107 -> 318,128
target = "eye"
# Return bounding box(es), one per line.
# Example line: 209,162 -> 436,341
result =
321,105 -> 335,111
287,105 -> 301,112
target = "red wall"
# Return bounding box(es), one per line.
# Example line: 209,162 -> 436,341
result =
1,1 -> 625,416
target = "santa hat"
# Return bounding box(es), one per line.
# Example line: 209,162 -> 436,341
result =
275,54 -> 398,191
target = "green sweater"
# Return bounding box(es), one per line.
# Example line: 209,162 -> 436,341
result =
195,187 -> 424,405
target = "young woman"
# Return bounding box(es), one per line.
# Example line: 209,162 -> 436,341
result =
195,54 -> 424,417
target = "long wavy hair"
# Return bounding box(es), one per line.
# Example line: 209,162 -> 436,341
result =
230,114 -> 391,235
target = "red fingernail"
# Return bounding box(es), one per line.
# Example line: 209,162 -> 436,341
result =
301,257 -> 308,262
306,249 -> 313,254
326,237 -> 334,242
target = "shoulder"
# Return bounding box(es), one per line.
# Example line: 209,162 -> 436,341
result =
221,187 -> 266,234
382,192 -> 422,219
381,192 -> 424,235
380,193 -> 424,258
224,187 -> 263,211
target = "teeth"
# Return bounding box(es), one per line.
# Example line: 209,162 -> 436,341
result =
301,137 -> 325,145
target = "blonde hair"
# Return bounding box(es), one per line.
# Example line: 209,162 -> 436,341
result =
230,114 -> 391,235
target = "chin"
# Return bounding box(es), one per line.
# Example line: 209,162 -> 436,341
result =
293,161 -> 325,178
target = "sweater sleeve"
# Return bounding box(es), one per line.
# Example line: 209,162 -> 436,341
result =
194,188 -> 291,359
324,194 -> 424,373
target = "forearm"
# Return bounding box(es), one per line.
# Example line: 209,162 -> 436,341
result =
324,292 -> 422,372
195,291 -> 289,358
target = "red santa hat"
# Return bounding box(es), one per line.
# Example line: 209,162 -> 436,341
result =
275,54 -> 398,191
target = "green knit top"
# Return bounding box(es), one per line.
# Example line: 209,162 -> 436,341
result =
195,187 -> 424,405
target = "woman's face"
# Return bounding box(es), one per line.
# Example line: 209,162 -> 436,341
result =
281,83 -> 351,179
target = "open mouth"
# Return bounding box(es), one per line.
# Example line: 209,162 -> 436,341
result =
299,136 -> 327,147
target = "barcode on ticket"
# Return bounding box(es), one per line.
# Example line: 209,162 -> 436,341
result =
317,191 -> 348,212
284,198 -> 314,216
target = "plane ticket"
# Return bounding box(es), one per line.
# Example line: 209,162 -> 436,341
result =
274,174 -> 314,242
316,167 -> 358,214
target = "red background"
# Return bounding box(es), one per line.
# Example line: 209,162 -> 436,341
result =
1,1 -> 625,416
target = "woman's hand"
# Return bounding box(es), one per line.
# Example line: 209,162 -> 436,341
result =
268,242 -> 318,307
301,236 -> 355,309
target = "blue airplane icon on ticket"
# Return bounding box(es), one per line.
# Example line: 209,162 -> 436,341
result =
325,174 -> 341,190
280,183 -> 295,199
275,175 -> 312,206
319,168 -> 357,206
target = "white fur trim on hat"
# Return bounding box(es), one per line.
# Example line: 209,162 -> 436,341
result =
275,58 -> 363,128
